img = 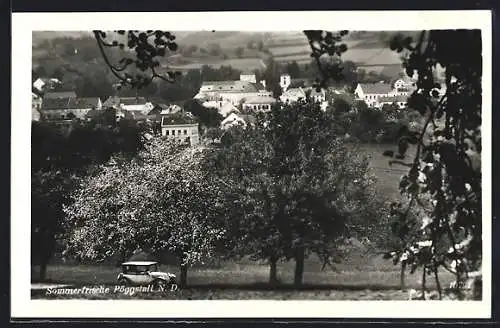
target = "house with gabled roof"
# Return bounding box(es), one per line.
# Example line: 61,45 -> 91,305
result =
221,112 -> 247,130
354,82 -> 393,107
242,95 -> 276,113
219,102 -> 240,118
161,113 -> 199,146
44,91 -> 77,99
33,77 -> 62,93
377,94 -> 409,109
40,96 -> 102,121
194,74 -> 272,109
279,87 -> 306,104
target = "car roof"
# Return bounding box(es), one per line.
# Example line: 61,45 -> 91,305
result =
121,261 -> 158,266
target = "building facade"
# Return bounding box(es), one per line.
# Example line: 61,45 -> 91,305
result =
242,96 -> 276,113
40,96 -> 102,121
161,122 -> 200,146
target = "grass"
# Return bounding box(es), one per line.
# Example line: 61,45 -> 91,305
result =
31,144 -> 436,300
32,252 -> 456,300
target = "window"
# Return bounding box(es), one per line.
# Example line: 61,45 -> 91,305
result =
166,130 -> 169,136
172,130 -> 175,136
184,130 -> 187,135
178,130 -> 181,135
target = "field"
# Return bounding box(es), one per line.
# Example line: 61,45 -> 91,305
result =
32,253 -> 456,300
30,144 -> 443,300
33,31 -> 408,79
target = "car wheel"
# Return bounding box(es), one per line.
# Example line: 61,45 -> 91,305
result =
118,277 -> 130,286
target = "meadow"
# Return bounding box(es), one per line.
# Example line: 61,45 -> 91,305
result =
31,253 -> 456,300
30,144 -> 447,300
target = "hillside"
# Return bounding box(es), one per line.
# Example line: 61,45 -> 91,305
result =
32,30 -> 418,82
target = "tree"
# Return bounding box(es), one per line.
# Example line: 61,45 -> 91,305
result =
208,43 -> 222,56
384,30 -> 482,299
32,170 -> 78,280
206,103 -> 382,286
304,29 -> 483,299
63,140 -> 228,287
205,127 -> 224,143
247,41 -> 254,50
256,40 -> 264,52
286,61 -> 301,78
31,116 -> 147,280
184,99 -> 223,130
93,30 -> 179,89
235,46 -> 244,58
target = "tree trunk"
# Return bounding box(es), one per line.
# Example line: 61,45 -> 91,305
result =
421,265 -> 427,299
294,247 -> 305,286
269,256 -> 278,285
39,261 -> 47,281
400,260 -> 406,291
179,265 -> 188,288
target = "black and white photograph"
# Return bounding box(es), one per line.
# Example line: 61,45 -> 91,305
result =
11,10 -> 492,318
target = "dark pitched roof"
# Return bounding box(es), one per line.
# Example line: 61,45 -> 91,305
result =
44,91 -> 77,99
120,97 -> 148,106
76,97 -> 100,108
161,113 -> 198,125
379,95 -> 408,103
41,97 -> 73,110
252,82 -> 266,91
103,96 -> 148,107
103,96 -> 120,108
201,81 -> 259,93
42,97 -> 100,110
289,78 -> 313,89
358,83 -> 392,94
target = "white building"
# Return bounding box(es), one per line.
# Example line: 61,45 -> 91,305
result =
310,88 -> 326,103
242,95 -> 276,113
221,112 -> 247,130
280,87 -> 306,104
239,72 -> 257,84
377,95 -> 409,109
33,77 -> 62,92
391,77 -> 417,96
354,82 -> 394,107
219,102 -> 240,118
161,116 -> 199,146
194,80 -> 271,110
32,92 -> 42,111
280,74 -> 291,92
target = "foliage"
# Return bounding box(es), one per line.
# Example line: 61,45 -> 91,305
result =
384,30 -> 482,299
235,46 -> 244,58
304,29 -> 482,298
184,99 -> 223,130
32,170 -> 79,280
31,116 -> 147,279
63,140 -> 228,285
205,102 -> 382,285
93,30 -> 180,89
303,30 -> 349,90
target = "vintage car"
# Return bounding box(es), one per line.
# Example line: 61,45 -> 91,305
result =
117,261 -> 176,288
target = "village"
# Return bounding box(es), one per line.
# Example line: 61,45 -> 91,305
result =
31,69 -> 428,147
